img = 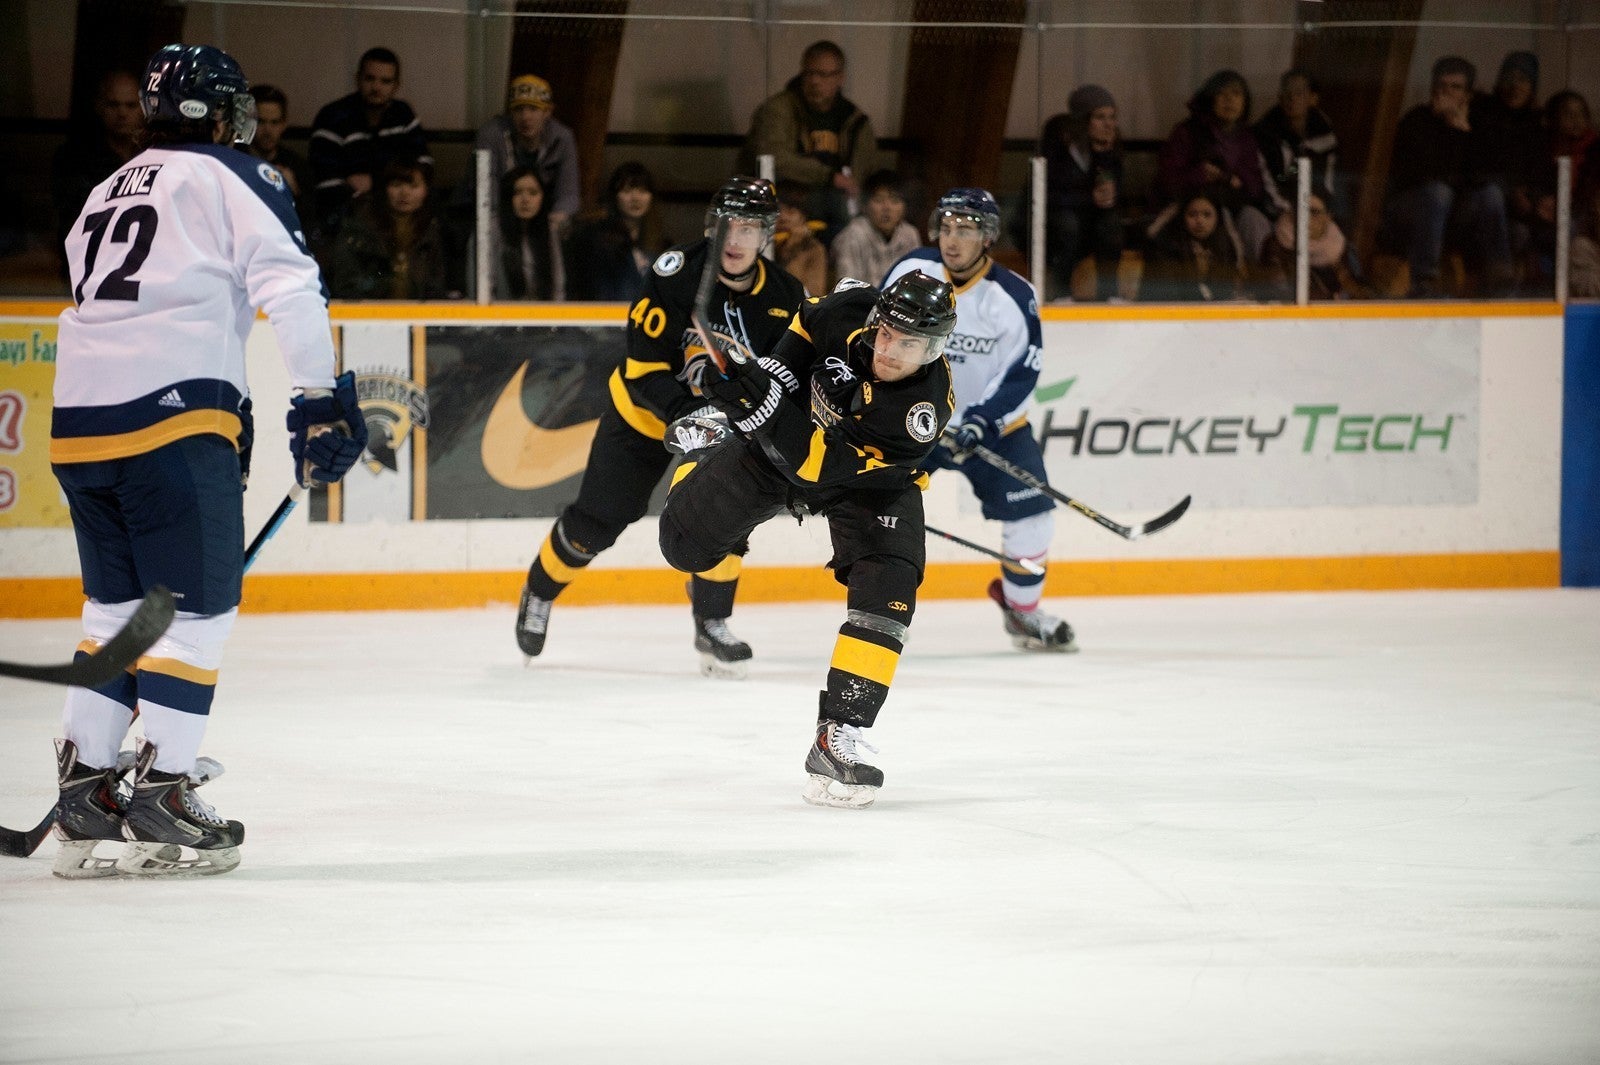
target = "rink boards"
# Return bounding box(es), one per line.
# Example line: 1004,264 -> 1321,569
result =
0,301 -> 1566,616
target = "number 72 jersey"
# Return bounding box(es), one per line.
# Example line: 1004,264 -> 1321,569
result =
51,142 -> 336,465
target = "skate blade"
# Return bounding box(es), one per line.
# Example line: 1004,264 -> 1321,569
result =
1010,633 -> 1080,653
51,837 -> 124,880
802,774 -> 878,809
116,841 -> 241,877
698,653 -> 749,680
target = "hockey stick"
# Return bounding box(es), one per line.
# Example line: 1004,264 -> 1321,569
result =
690,214 -> 747,372
0,585 -> 175,859
925,523 -> 1045,576
0,808 -> 56,859
948,431 -> 1191,541
0,585 -> 175,688
244,483 -> 306,574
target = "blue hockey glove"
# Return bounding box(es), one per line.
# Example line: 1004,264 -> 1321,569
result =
236,396 -> 254,490
287,370 -> 368,488
944,414 -> 992,462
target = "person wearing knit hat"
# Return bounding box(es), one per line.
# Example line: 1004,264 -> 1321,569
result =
1020,82 -> 1124,300
454,72 -> 581,240
1470,50 -> 1547,291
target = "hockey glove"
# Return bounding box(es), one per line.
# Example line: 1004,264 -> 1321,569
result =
236,396 -> 254,490
287,370 -> 368,488
706,359 -> 781,434
943,414 -> 993,462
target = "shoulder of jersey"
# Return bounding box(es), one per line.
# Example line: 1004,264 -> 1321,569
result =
987,259 -> 1041,319
164,143 -> 294,199
886,247 -> 942,280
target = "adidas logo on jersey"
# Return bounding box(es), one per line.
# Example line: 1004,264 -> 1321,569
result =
157,389 -> 186,409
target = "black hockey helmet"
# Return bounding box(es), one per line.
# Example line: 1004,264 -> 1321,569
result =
141,44 -> 256,145
928,187 -> 1001,244
705,175 -> 779,244
866,271 -> 958,363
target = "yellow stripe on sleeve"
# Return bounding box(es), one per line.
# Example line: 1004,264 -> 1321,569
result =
797,428 -> 829,483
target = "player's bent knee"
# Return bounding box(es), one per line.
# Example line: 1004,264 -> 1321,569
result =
845,555 -> 920,627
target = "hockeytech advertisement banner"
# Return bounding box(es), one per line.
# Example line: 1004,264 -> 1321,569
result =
0,323 -> 70,528
1033,318 -> 1481,509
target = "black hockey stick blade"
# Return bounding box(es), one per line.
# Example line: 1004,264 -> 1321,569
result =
0,807 -> 56,859
925,523 -> 1045,575
1123,494 -> 1191,541
0,585 -> 175,688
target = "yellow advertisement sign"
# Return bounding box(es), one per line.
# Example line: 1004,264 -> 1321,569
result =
0,323 -> 70,528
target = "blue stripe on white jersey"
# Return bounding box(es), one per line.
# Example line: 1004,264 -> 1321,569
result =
882,248 -> 1043,430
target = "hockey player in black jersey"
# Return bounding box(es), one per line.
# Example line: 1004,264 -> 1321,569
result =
658,271 -> 957,807
514,177 -> 806,678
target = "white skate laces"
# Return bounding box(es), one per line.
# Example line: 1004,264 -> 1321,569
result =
699,617 -> 740,646
829,723 -> 878,764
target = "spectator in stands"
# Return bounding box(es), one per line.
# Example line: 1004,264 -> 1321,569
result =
830,168 -> 919,286
565,162 -> 669,303
1381,56 -> 1512,297
772,179 -> 829,295
1471,52 -> 1546,289
1257,188 -> 1365,301
1156,69 -> 1283,263
491,165 -> 563,301
1033,83 -> 1125,301
1544,91 -> 1595,203
1570,181 -> 1600,298
741,40 -> 881,236
461,75 -> 580,237
51,70 -> 142,257
309,47 -> 431,239
245,85 -> 309,208
1252,69 -> 1340,216
326,158 -> 449,300
1140,189 -> 1246,302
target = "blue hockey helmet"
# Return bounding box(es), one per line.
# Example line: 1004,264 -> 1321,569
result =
928,187 -> 1001,244
141,44 -> 257,145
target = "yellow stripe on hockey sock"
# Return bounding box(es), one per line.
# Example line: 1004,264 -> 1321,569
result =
538,535 -> 585,585
136,656 -> 219,686
830,634 -> 900,687
696,555 -> 742,582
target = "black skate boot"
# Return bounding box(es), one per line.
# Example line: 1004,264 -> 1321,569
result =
516,583 -> 553,659
117,740 -> 243,877
693,615 -> 752,679
802,718 -> 883,809
52,739 -> 129,880
987,579 -> 1078,653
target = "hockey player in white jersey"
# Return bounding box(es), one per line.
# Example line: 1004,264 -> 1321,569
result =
883,188 -> 1075,651
47,44 -> 367,878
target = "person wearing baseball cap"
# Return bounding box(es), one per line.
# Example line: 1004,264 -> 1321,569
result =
456,72 -> 580,236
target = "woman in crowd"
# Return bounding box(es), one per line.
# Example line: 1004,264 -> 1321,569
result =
1141,188 -> 1246,302
326,158 -> 449,299
494,165 -> 563,300
1257,187 -> 1366,300
564,162 -> 669,302
1155,69 -> 1283,262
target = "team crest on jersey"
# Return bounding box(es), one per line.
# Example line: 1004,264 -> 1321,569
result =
832,277 -> 871,293
353,371 -> 430,474
906,401 -> 938,443
653,250 -> 685,276
257,163 -> 286,192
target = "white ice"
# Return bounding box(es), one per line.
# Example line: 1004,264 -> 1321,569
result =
2,588 -> 1598,1064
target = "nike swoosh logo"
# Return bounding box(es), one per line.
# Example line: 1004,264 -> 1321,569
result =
480,362 -> 600,490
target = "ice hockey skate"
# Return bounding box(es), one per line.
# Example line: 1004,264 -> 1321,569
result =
802,719 -> 883,809
117,740 -> 243,877
516,584 -> 553,660
693,615 -> 752,679
988,579 -> 1078,652
51,739 -> 130,879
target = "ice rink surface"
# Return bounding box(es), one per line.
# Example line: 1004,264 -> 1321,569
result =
1,587 -> 1597,1064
